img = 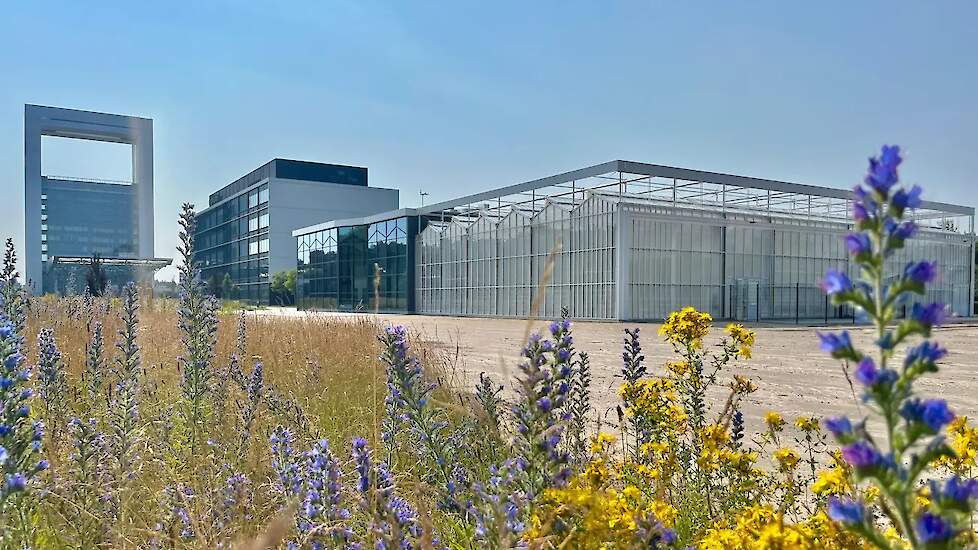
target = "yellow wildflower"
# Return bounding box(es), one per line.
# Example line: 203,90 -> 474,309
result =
774,448 -> 800,471
698,505 -> 869,549
812,466 -> 851,496
591,432 -> 618,453
794,416 -> 820,432
764,411 -> 786,431
666,360 -> 690,376
659,306 -> 713,348
938,416 -> 978,474
725,323 -> 756,358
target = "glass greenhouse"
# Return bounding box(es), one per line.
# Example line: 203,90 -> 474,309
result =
297,160 -> 975,321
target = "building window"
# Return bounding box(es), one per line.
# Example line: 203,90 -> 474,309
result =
259,212 -> 269,228
249,239 -> 259,256
40,204 -> 46,211
41,214 -> 47,221
41,224 -> 47,231
258,185 -> 269,204
249,216 -> 259,232
41,244 -> 47,252
248,191 -> 259,209
41,254 -> 47,262
259,238 -> 269,253
41,194 -> 47,200
41,234 -> 47,242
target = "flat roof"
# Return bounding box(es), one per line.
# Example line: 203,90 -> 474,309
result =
208,159 -> 368,206
292,159 -> 975,236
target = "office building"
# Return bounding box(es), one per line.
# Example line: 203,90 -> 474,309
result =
24,105 -> 170,294
193,159 -> 398,303
294,160 -> 975,320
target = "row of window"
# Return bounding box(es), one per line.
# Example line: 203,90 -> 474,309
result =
197,183 -> 269,233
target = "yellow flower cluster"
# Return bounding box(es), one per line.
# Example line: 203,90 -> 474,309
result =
698,505 -> 869,549
725,323 -> 756,359
794,416 -> 820,432
619,379 -> 686,426
698,423 -> 758,474
659,306 -> 713,348
938,416 -> 978,474
665,360 -> 690,376
764,411 -> 786,432
774,448 -> 801,472
529,471 -> 677,548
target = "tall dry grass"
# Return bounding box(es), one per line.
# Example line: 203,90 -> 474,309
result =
22,292 -> 450,548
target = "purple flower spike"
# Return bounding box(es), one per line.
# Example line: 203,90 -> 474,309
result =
841,441 -> 882,469
916,512 -> 955,544
827,496 -> 865,525
821,269 -> 853,295
904,261 -> 938,285
844,233 -> 872,256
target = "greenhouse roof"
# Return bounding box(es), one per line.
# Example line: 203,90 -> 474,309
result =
295,160 -> 974,236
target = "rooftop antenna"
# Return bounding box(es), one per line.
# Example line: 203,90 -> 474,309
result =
420,190 -> 429,207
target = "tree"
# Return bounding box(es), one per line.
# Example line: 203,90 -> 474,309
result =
270,269 -> 296,306
221,272 -> 235,300
85,253 -> 108,297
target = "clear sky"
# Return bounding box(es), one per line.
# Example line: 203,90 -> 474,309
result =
2,1 -> 976,280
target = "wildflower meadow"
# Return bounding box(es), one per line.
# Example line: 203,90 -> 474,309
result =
1,146 -> 976,549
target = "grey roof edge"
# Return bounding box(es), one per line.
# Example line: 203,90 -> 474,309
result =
615,160 -> 974,216
416,161 -> 620,215
197,179 -> 399,215
291,158 -> 975,237
413,159 -> 972,217
292,208 -> 420,237
25,103 -> 152,122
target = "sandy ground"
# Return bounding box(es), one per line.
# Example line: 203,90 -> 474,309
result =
258,308 -> 978,433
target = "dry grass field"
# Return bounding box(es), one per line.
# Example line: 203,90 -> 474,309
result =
260,309 -> 978,432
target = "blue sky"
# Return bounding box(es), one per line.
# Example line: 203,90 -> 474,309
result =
2,1 -> 976,280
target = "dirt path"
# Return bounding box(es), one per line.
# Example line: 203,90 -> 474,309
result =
258,308 -> 978,433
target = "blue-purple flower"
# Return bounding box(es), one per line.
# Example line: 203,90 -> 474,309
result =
821,270 -> 853,295
905,340 -> 948,368
910,302 -> 946,328
841,441 -> 882,469
817,331 -> 853,357
900,399 -> 955,432
844,233 -> 872,256
826,496 -> 865,525
915,512 -> 955,544
853,357 -> 897,389
824,416 -> 853,438
904,261 -> 938,285
891,184 -> 923,212
885,219 -> 918,242
864,145 -> 902,194
930,476 -> 978,510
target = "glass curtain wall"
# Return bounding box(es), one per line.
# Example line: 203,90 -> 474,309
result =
195,182 -> 270,303
297,217 -> 410,312
415,195 -> 617,319
415,193 -> 972,321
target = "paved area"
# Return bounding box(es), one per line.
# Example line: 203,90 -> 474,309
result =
258,308 -> 978,433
